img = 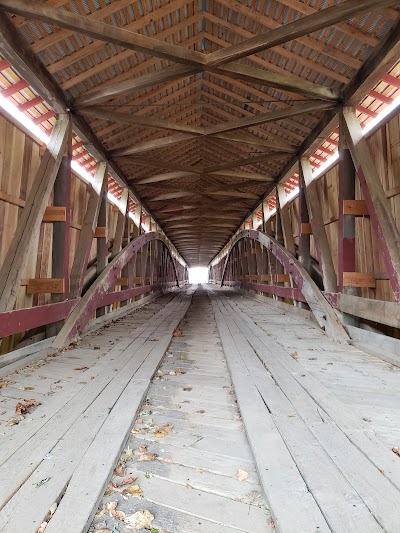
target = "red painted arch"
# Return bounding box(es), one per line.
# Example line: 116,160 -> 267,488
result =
220,230 -> 349,343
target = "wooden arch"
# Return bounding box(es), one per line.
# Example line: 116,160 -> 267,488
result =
220,229 -> 349,343
53,232 -> 181,348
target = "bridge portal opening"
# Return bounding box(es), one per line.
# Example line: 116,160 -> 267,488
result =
188,267 -> 208,284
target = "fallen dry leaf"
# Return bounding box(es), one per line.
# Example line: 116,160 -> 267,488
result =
183,387 -> 192,392
162,457 -> 173,463
237,469 -> 249,481
392,447 -> 400,457
138,453 -> 158,462
73,366 -> 89,371
178,355 -> 188,360
175,368 -> 186,376
119,476 -> 137,487
125,509 -> 154,530
98,501 -> 117,517
139,445 -> 148,453
15,399 -> 41,415
173,329 -> 183,337
19,386 -> 34,391
154,423 -> 173,438
114,462 -> 126,477
290,351 -> 299,360
122,484 -> 142,496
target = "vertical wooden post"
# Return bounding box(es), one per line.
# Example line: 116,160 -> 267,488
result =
46,119 -> 73,336
70,162 -> 108,297
51,120 -> 72,300
135,202 -> 142,235
277,184 -> 296,256
301,158 -> 337,293
298,163 -> 312,275
274,198 -> 285,301
342,107 -> 400,301
0,115 -> 71,313
96,177 -> 108,317
262,199 -> 268,233
338,111 -> 357,295
111,188 -> 128,259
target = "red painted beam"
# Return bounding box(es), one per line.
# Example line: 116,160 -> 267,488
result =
17,96 -> 44,111
72,141 -> 84,151
53,232 -> 181,347
0,299 -> 78,338
100,284 -> 159,307
224,280 -> 307,302
72,150 -> 89,161
356,105 -> 378,119
369,90 -> 392,104
32,110 -> 56,125
0,80 -> 29,97
382,74 -> 400,88
0,59 -> 11,71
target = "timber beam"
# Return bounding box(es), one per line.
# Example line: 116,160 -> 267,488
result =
236,18 -> 400,236
341,107 -> 400,302
0,115 -> 71,313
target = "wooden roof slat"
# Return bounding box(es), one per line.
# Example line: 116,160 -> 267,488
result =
214,0 -> 363,70
2,0 -> 205,65
206,0 -> 396,66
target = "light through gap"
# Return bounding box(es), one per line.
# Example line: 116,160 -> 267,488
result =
188,267 -> 208,284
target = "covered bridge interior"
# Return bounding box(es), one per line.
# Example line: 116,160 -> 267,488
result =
1,1 -> 400,532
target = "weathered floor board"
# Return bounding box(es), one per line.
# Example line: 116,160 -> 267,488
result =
86,288 -> 272,533
2,285 -> 400,532
0,291 -> 192,532
208,286 -> 400,533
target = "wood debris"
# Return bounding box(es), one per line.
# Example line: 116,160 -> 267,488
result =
0,380 -> 15,388
237,469 -> 249,481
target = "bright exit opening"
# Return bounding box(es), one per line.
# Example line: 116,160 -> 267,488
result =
188,267 -> 208,284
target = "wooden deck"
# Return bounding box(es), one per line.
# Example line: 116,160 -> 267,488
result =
1,286 -> 400,532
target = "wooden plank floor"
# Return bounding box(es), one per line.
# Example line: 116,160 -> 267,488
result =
230,289 -> 400,449
2,285 -> 400,532
209,286 -> 400,533
88,288 -> 272,533
0,291 -> 193,533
